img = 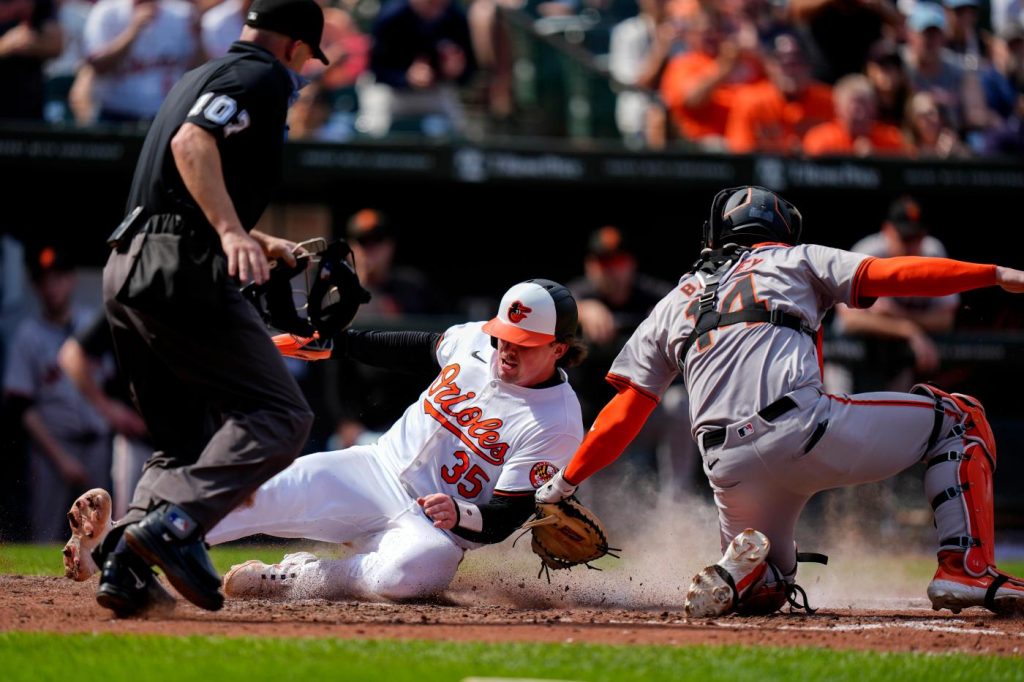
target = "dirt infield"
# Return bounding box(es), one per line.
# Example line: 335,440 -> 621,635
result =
3,575 -> 1023,656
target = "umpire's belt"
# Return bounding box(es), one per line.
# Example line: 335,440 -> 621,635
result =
700,395 -> 798,450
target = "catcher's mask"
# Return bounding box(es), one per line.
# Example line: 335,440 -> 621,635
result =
242,238 -> 371,342
702,186 -> 803,251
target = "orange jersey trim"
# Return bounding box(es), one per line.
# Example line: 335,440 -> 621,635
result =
605,372 -> 661,404
826,392 -> 959,418
563,385 -> 659,485
849,256 -> 878,308
859,257 -> 997,298
492,490 -> 533,497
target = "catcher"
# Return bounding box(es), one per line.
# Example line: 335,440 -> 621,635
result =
67,279 -> 612,602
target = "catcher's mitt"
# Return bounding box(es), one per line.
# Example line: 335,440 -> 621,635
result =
518,498 -> 619,580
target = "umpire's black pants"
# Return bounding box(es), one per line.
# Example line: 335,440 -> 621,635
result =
102,215 -> 313,532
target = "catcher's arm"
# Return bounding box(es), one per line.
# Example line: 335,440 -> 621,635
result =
536,385 -> 657,502
417,491 -> 535,544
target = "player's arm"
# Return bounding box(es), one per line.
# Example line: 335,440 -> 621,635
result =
58,337 -> 147,438
171,122 -> 269,284
560,381 -> 659,486
331,330 -> 442,375
536,382 -> 660,503
13,397 -> 91,487
834,302 -> 942,372
417,491 -> 535,544
852,256 -> 1004,303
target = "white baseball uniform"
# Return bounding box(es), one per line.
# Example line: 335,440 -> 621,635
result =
207,322 -> 583,599
83,0 -> 198,120
609,243 -> 979,577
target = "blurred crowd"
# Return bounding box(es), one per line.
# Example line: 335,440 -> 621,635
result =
2,0 -> 1023,154
0,196 -> 994,541
607,0 -> 1024,155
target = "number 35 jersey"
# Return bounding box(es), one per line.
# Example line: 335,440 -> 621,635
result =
609,244 -> 872,436
376,322 -> 584,507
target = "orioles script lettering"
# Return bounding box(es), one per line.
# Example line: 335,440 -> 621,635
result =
424,364 -> 510,465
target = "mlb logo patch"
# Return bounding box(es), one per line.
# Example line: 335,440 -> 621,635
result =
737,423 -> 755,438
168,510 -> 192,536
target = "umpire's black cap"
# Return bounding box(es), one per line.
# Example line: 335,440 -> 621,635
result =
246,0 -> 329,65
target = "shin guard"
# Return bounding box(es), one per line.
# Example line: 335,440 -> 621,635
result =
914,384 -> 997,577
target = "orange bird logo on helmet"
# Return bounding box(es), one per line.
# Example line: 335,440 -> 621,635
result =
508,301 -> 532,323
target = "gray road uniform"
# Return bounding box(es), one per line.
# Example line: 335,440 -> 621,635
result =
3,307 -> 112,541
610,243 -> 972,579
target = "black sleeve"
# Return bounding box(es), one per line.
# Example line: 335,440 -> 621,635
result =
331,330 -> 442,375
450,492 -> 535,545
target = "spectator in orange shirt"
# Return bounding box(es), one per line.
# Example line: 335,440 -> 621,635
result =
803,73 -> 909,156
659,8 -> 763,148
725,32 -> 833,153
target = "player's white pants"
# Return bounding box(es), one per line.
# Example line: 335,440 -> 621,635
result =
697,385 -> 966,576
207,446 -> 465,601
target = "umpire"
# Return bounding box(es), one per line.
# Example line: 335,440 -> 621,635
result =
95,0 -> 325,615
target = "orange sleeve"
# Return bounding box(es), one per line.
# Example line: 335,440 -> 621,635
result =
857,256 -> 997,298
562,383 -> 658,485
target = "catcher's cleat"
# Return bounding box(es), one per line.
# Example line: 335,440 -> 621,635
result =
95,550 -> 176,618
124,505 -> 224,611
684,528 -> 770,618
928,550 -> 1024,615
222,552 -> 318,599
63,488 -> 114,581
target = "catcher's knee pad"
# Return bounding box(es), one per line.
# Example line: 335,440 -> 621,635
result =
913,384 -> 997,576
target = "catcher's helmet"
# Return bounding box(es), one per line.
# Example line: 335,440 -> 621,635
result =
242,238 -> 370,339
702,186 -> 803,250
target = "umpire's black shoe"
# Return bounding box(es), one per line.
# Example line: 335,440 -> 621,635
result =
95,550 -> 176,618
124,504 -> 224,612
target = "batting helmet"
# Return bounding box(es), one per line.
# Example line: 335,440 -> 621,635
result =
482,278 -> 578,347
242,238 -> 370,339
702,186 -> 803,250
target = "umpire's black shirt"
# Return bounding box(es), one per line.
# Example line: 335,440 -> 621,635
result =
126,42 -> 296,231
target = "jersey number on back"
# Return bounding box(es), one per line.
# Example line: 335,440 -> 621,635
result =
683,274 -> 767,351
441,450 -> 490,498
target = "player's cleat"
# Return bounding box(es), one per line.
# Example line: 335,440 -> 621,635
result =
95,550 -> 176,618
684,528 -> 771,618
223,552 -> 319,599
124,504 -> 224,612
927,551 -> 1024,615
63,488 -> 114,581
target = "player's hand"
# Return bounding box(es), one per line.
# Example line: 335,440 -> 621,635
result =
535,470 -> 577,504
996,266 -> 1024,293
100,398 -> 148,438
908,330 -> 940,374
417,494 -> 457,529
56,454 -> 91,489
221,226 -> 270,284
577,299 -> 616,345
